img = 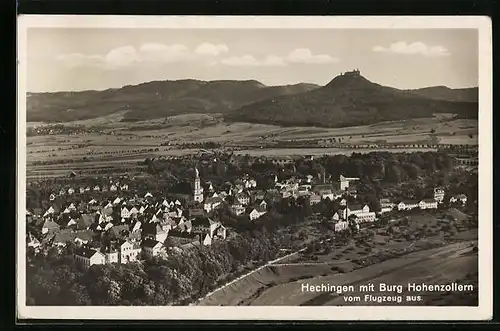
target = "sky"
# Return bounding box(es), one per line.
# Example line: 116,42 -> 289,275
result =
25,28 -> 478,92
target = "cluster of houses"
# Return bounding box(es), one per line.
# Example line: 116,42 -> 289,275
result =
26,186 -> 228,267
330,187 -> 468,233
49,181 -> 129,201
27,162 -> 470,267
193,167 -> 270,222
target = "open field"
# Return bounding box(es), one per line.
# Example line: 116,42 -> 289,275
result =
233,148 -> 437,157
27,114 -> 477,162
25,113 -> 477,180
197,210 -> 478,306
250,241 -> 476,306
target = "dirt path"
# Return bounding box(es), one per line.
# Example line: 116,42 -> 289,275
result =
191,246 -> 309,305
194,228 -> 372,305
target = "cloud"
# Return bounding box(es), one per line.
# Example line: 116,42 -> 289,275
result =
220,55 -> 287,67
218,48 -> 338,67
139,43 -> 191,63
287,48 -> 339,64
372,41 -> 451,57
195,42 -> 229,56
56,42 -> 226,70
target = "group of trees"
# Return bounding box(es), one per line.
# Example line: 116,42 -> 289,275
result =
26,224 -> 286,306
26,150 -> 477,306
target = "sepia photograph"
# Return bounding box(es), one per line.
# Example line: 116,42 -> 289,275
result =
17,16 -> 492,320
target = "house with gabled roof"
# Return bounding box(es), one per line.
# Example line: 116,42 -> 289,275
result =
74,230 -> 94,246
52,229 -> 75,247
190,217 -> 227,245
121,207 -> 131,219
230,203 -> 245,216
175,216 -> 191,232
79,187 -> 85,194
68,187 -> 75,195
100,245 -> 119,264
142,222 -> 169,243
203,196 -> 223,213
149,214 -> 159,223
249,208 -> 267,221
49,193 -> 56,201
103,222 -> 114,231
131,220 -> 142,232
166,230 -> 201,247
67,218 -> 77,228
141,239 -> 165,259
450,194 -> 468,205
110,185 -> 118,192
43,206 -> 55,218
379,198 -> 395,214
41,219 -> 60,235
334,219 -> 349,232
396,199 -> 420,211
27,233 -> 41,251
74,247 -> 105,267
93,185 -> 100,191
118,240 -> 141,263
255,199 -> 268,210
236,192 -> 250,206
418,198 -> 438,210
129,207 -> 139,215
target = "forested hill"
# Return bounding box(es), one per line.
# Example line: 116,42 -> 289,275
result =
26,80 -> 319,123
224,71 -> 478,128
408,86 -> 478,102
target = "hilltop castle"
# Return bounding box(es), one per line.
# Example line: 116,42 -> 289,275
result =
340,69 -> 361,77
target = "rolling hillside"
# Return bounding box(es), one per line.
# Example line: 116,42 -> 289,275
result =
27,80 -> 319,123
409,86 -> 478,102
224,71 -> 478,128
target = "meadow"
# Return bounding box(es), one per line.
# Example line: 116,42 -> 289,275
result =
198,209 -> 478,306
26,113 -> 477,180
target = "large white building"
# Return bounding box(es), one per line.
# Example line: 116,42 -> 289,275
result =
74,247 -> 106,267
418,199 -> 438,210
379,198 -> 396,214
434,187 -> 445,204
333,204 -> 376,223
339,175 -> 360,191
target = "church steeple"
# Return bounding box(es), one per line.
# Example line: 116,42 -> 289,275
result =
193,167 -> 204,203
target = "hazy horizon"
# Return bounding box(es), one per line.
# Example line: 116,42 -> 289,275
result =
26,74 -> 479,94
26,28 -> 478,93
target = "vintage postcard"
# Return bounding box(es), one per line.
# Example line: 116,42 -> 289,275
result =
17,16 -> 492,321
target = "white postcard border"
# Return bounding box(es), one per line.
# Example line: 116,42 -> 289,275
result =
16,15 -> 493,321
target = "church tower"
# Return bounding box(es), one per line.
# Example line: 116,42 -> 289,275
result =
193,167 -> 204,203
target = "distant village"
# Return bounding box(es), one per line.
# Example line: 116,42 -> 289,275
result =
26,155 -> 469,268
